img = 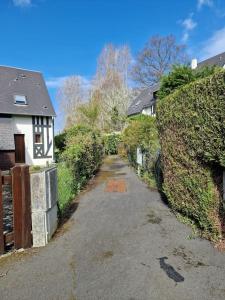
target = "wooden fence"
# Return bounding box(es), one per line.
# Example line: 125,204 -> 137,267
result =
0,165 -> 32,255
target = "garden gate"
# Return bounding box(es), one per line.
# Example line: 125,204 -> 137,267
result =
0,165 -> 32,255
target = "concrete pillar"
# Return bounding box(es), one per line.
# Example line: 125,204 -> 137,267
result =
30,167 -> 58,247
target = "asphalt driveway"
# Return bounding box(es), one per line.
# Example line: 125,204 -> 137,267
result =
0,156 -> 225,300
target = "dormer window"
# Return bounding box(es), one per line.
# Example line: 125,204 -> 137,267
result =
14,95 -> 27,105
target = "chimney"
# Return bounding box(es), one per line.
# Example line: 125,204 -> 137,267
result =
191,58 -> 198,69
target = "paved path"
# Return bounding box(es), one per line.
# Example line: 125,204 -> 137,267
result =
0,156 -> 225,300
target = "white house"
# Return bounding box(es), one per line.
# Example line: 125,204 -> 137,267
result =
191,51 -> 225,70
127,51 -> 225,118
127,84 -> 159,117
0,66 -> 56,170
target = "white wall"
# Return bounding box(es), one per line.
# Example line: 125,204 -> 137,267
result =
142,106 -> 156,116
142,107 -> 152,116
12,115 -> 54,166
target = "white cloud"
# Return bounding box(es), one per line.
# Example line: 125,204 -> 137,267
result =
46,75 -> 91,90
197,0 -> 213,9
46,76 -> 69,88
181,14 -> 197,42
200,26 -> 225,59
182,17 -> 197,31
182,32 -> 189,43
13,0 -> 32,7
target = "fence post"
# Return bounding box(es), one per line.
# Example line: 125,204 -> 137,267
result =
0,171 -> 4,254
12,165 -> 32,249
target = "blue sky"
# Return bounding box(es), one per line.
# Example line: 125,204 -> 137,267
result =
1,0 -> 225,130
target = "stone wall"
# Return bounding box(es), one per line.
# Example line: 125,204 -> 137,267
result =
30,167 -> 58,247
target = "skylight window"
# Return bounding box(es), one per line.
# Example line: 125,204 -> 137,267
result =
14,95 -> 27,105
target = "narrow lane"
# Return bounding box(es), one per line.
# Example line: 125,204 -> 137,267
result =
0,156 -> 225,300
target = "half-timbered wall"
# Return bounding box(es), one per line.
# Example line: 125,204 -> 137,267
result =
13,115 -> 54,166
32,116 -> 53,160
0,115 -> 54,167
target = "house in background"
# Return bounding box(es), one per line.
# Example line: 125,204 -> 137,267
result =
127,84 -> 159,117
0,66 -> 56,170
128,51 -> 225,118
191,51 -> 225,69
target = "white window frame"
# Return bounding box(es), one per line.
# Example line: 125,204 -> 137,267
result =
14,95 -> 27,105
151,104 -> 156,116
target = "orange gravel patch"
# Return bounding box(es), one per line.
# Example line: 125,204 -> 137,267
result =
105,179 -> 127,193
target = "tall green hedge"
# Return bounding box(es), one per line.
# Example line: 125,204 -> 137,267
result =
122,115 -> 160,188
157,70 -> 225,240
103,133 -> 121,155
58,125 -> 103,213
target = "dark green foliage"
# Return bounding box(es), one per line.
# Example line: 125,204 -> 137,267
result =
157,70 -> 225,240
58,125 -> 103,213
194,65 -> 221,80
57,162 -> 74,213
54,132 -> 67,161
158,64 -> 221,100
103,133 -> 121,155
55,132 -> 67,152
122,115 -> 160,188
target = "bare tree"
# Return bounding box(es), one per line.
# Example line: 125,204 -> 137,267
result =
57,76 -> 88,128
92,44 -> 133,131
57,44 -> 133,131
95,44 -> 131,87
132,35 -> 187,87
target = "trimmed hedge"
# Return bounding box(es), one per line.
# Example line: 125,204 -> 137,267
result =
54,132 -> 67,162
122,115 -> 160,188
103,133 -> 121,155
58,125 -> 103,213
57,162 -> 75,212
157,70 -> 225,240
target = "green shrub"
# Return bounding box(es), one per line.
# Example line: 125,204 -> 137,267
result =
122,115 -> 160,188
158,65 -> 220,100
57,125 -> 103,215
157,70 -> 225,240
55,132 -> 66,150
57,162 -> 74,213
103,133 -> 121,155
54,132 -> 67,162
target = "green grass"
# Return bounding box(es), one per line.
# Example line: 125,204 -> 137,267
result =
141,170 -> 157,190
57,162 -> 75,213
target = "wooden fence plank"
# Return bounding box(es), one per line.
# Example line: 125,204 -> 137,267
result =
12,165 -> 32,249
12,166 -> 22,249
0,171 -> 4,254
21,166 -> 32,249
2,175 -> 12,186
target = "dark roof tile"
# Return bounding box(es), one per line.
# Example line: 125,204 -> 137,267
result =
0,66 -> 56,117
127,84 -> 159,116
198,52 -> 225,68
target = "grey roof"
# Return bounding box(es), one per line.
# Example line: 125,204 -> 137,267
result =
127,84 -> 159,116
198,52 -> 225,68
0,66 -> 56,117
